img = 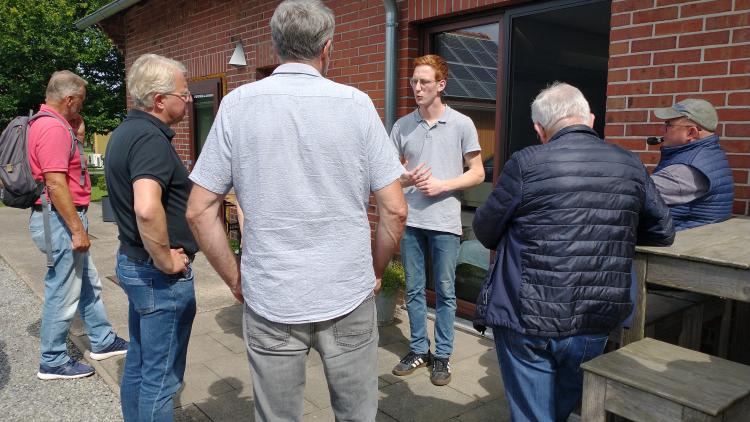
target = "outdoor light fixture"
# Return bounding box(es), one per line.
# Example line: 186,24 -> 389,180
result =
228,41 -> 247,66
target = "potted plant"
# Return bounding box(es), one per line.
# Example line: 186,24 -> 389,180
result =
376,260 -> 405,326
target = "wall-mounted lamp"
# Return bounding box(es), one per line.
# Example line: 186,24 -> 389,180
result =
228,41 -> 247,66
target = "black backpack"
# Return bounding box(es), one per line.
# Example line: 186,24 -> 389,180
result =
0,112 -> 77,208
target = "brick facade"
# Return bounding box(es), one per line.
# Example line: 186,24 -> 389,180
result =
99,0 -> 749,216
606,0 -> 750,215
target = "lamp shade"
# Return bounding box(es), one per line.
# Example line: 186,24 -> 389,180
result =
228,41 -> 246,66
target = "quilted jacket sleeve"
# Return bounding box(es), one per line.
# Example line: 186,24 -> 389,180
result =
473,154 -> 523,251
637,170 -> 676,246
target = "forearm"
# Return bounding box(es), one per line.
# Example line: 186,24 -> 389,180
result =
188,207 -> 240,288
46,179 -> 85,235
135,207 -> 174,270
372,213 -> 405,279
443,166 -> 485,192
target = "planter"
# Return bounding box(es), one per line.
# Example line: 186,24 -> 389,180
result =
101,195 -> 115,222
375,292 -> 399,326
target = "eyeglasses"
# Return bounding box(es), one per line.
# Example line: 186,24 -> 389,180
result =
162,91 -> 192,102
663,121 -> 696,130
409,78 -> 437,88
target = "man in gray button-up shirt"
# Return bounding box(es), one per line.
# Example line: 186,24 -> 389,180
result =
390,55 -> 484,387
186,1 -> 407,420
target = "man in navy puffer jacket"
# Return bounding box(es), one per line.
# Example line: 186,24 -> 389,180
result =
472,82 -> 675,422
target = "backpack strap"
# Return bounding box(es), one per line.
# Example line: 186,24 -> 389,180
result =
30,112 -> 85,186
30,111 -> 85,267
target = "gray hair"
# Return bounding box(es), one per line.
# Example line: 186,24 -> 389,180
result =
46,70 -> 88,102
531,82 -> 591,134
127,54 -> 187,109
270,0 -> 335,61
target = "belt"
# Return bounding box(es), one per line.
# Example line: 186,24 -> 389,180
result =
119,243 -> 195,263
33,204 -> 88,212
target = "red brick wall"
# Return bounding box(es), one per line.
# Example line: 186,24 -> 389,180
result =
606,0 -> 750,215
103,0 -> 749,216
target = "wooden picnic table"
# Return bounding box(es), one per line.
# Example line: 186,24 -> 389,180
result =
621,217 -> 750,359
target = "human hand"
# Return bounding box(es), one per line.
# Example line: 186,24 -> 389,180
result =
230,281 -> 244,303
400,161 -> 431,187
70,116 -> 85,142
373,278 -> 382,295
162,248 -> 189,275
416,176 -> 446,197
71,230 -> 90,252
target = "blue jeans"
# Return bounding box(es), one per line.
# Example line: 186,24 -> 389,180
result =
401,226 -> 460,358
244,295 -> 378,421
493,327 -> 608,422
29,209 -> 116,367
116,252 -> 196,422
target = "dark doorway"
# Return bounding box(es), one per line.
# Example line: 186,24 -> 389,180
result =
504,0 -> 611,158
188,78 -> 223,168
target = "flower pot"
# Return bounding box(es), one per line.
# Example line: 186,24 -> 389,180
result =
375,292 -> 398,326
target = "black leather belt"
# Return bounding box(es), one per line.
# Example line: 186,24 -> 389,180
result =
119,243 -> 195,263
33,204 -> 88,212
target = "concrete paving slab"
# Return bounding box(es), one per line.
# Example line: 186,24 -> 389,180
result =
207,327 -> 246,354
444,350 -> 503,404
203,352 -> 252,391
378,374 -> 480,422
452,399 -> 510,421
303,361 -> 332,409
176,362 -> 236,407
174,404 -> 213,422
193,387 -> 255,422
186,333 -> 237,364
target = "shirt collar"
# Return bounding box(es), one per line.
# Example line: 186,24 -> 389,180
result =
127,109 -> 176,139
413,105 -> 451,124
38,104 -> 72,129
271,63 -> 323,78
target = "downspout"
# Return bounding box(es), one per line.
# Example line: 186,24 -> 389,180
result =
383,0 -> 398,133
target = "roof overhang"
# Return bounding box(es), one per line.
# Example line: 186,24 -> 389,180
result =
75,0 -> 143,29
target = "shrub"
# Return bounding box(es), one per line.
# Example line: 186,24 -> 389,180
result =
380,260 -> 405,296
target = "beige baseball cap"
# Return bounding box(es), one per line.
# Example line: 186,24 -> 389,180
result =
654,98 -> 718,131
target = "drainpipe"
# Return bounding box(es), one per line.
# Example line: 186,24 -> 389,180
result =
383,0 -> 398,133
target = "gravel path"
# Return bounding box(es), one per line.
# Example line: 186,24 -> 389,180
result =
0,258 -> 123,421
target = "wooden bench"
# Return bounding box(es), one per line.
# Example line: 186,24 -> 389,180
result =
610,292 -> 709,350
581,338 -> 750,421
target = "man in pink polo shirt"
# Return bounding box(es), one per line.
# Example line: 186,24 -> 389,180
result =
28,70 -> 127,380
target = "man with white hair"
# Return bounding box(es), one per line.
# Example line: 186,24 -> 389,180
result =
186,0 -> 406,421
472,82 -> 675,421
105,54 -> 197,421
28,70 -> 128,381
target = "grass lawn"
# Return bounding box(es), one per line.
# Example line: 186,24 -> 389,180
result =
90,186 -> 106,202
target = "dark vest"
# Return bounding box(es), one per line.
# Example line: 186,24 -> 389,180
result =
654,135 -> 734,230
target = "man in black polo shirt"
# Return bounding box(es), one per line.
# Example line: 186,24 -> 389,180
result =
104,54 -> 197,422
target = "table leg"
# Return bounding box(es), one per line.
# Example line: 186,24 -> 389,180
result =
621,254 -> 647,346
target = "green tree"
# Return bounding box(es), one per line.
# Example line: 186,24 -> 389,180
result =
0,0 -> 125,139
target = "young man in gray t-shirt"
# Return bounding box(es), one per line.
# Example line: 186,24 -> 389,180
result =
390,55 -> 484,386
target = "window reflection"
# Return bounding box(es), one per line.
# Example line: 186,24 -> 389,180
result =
435,23 -> 499,304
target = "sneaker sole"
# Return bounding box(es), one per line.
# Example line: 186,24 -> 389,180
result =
89,349 -> 128,361
392,361 -> 430,376
431,375 -> 451,386
37,371 -> 94,380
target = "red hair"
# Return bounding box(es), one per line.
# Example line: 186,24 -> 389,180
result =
413,55 -> 448,81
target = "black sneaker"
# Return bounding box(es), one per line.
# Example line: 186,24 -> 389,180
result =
430,356 -> 451,386
392,351 -> 432,376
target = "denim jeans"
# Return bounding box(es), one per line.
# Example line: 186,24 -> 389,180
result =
401,226 -> 460,358
492,326 -> 608,422
116,252 -> 196,422
29,209 -> 116,367
244,295 -> 378,422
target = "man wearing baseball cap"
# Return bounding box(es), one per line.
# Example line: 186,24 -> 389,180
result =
651,98 -> 734,230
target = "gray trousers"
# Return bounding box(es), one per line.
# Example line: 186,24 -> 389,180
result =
243,295 -> 378,421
